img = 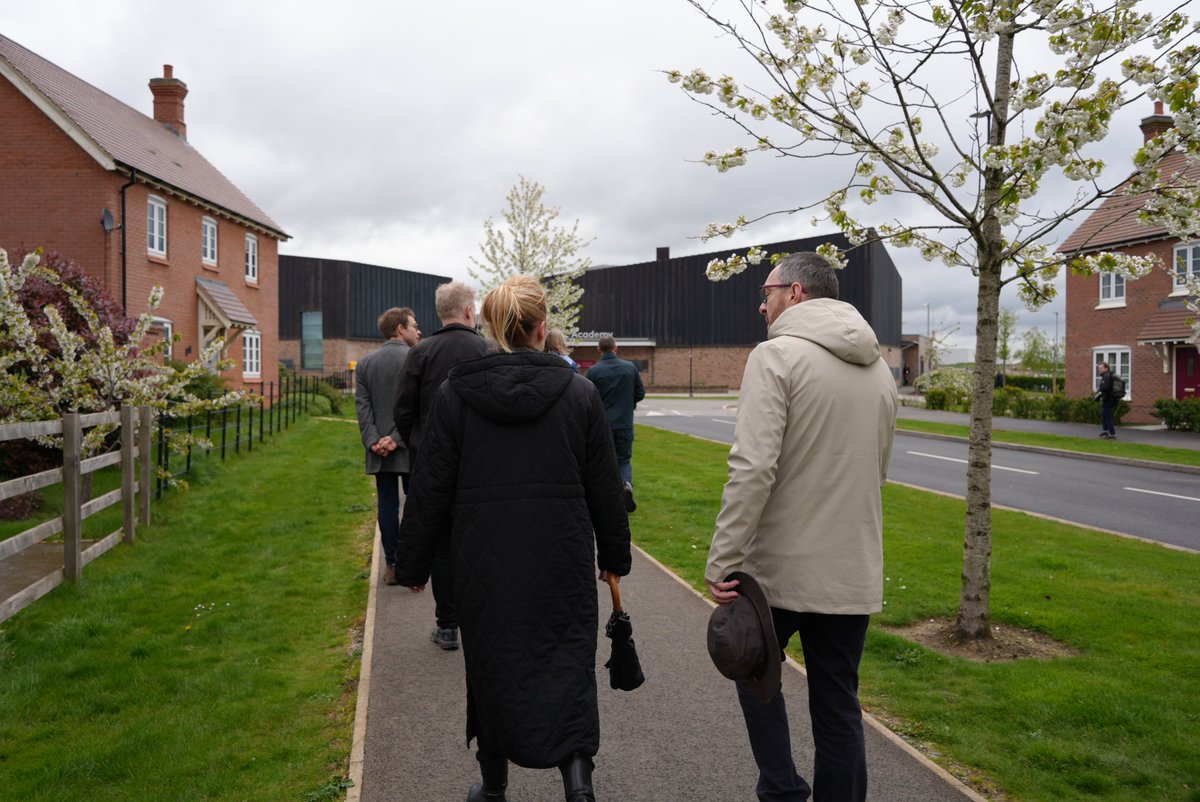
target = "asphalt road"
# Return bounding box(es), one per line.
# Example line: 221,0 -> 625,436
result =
636,398 -> 1200,551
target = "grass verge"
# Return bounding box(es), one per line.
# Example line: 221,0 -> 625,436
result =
0,413 -> 375,801
896,418 -> 1200,469
631,425 -> 1200,802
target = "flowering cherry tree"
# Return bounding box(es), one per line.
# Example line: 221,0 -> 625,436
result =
469,176 -> 593,335
1,247 -> 243,460
670,0 -> 1200,639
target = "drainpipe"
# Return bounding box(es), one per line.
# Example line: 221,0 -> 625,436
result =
119,167 -> 137,312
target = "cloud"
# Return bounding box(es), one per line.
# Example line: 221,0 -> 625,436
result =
3,0 -> 1172,353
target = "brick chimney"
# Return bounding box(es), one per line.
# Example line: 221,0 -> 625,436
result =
1139,100 -> 1173,144
149,65 -> 188,140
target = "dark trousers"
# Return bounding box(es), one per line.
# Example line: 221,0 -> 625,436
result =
736,610 -> 870,802
1101,398 -> 1116,435
612,428 -> 634,485
374,472 -> 408,567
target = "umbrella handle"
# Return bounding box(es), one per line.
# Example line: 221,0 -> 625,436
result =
606,573 -> 624,614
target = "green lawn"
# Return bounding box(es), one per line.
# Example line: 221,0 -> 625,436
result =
0,412 -> 375,801
631,425 -> 1200,802
896,417 -> 1200,469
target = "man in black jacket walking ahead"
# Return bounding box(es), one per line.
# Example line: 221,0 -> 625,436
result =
585,335 -> 645,513
395,281 -> 489,650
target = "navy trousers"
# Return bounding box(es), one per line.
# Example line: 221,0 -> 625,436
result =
374,472 -> 407,567
611,428 -> 634,485
736,610 -> 870,802
1101,397 -> 1116,435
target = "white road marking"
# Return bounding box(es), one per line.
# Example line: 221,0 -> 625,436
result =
1124,486 -> 1200,503
905,450 -> 1040,475
711,419 -> 736,425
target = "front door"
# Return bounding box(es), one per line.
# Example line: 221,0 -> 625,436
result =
1177,346 -> 1199,399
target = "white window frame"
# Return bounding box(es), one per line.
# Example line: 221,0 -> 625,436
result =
152,317 -> 173,360
201,217 -> 218,266
147,196 -> 167,257
1173,242 -> 1200,294
1098,271 -> 1125,307
242,331 -> 261,378
1093,346 -> 1131,400
245,234 -> 259,282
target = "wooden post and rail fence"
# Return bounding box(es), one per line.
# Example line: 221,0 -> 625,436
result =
0,376 -> 328,624
0,405 -> 152,623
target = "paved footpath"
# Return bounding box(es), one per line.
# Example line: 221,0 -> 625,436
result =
351,535 -> 986,802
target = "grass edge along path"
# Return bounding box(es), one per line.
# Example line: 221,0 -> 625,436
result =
631,425 -> 1200,802
0,413 -> 376,802
896,417 -> 1200,469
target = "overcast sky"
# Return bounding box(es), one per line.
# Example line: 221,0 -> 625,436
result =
4,0 -> 1172,351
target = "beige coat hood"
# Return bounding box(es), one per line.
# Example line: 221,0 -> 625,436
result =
707,298 -> 898,614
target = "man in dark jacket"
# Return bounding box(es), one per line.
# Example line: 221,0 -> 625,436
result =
355,307 -> 420,585
585,335 -> 645,512
1096,361 -> 1117,438
394,281 -> 489,651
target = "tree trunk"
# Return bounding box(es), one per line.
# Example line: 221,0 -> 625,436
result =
956,28 -> 1014,641
958,257 -> 1001,640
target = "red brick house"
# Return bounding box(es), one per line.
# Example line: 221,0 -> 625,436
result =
0,35 -> 288,395
1059,104 -> 1199,424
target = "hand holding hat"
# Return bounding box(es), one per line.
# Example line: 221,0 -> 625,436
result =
706,571 -> 781,704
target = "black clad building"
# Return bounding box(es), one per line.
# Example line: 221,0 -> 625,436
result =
571,233 -> 902,391
278,255 -> 451,374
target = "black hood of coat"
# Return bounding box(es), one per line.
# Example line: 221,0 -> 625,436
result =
448,350 -> 576,424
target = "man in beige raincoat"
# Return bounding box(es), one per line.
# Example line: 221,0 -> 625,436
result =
707,252 -> 897,802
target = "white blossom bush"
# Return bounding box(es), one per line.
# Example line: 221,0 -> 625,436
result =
1,247 -> 245,461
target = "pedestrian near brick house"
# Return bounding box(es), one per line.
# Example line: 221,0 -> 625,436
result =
706,252 -> 898,802
1096,361 -> 1118,439
354,307 -> 420,586
394,281 -> 489,651
585,335 -> 645,513
394,275 -> 631,802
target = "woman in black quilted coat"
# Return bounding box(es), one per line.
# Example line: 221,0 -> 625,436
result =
395,274 -> 632,802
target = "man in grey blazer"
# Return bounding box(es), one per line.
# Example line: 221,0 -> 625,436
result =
355,307 -> 421,585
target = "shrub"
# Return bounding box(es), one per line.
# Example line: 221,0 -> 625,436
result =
1009,389 -> 1040,419
314,380 -> 345,415
925,388 -> 949,410
915,367 -> 972,410
165,358 -> 229,401
307,393 -> 333,416
1046,393 -> 1073,422
992,387 -> 1012,417
1002,374 -> 1054,392
1151,397 -> 1200,431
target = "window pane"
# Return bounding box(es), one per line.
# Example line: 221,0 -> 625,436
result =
301,312 -> 323,370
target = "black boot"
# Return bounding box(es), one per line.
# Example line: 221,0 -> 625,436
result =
559,753 -> 595,802
466,750 -> 508,802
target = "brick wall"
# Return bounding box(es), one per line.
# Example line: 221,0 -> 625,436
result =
1,78 -> 281,397
1065,239 -> 1177,423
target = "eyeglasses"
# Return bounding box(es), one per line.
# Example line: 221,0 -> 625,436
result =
759,283 -> 792,304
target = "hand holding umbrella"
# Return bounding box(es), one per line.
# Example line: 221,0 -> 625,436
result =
603,572 -> 645,691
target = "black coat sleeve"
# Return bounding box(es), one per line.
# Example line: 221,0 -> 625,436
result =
394,385 -> 461,586
394,350 -> 422,447
582,385 -> 633,576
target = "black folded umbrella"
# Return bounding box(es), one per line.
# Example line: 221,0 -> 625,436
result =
604,574 -> 645,691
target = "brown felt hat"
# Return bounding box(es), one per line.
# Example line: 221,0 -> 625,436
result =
706,571 -> 781,704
